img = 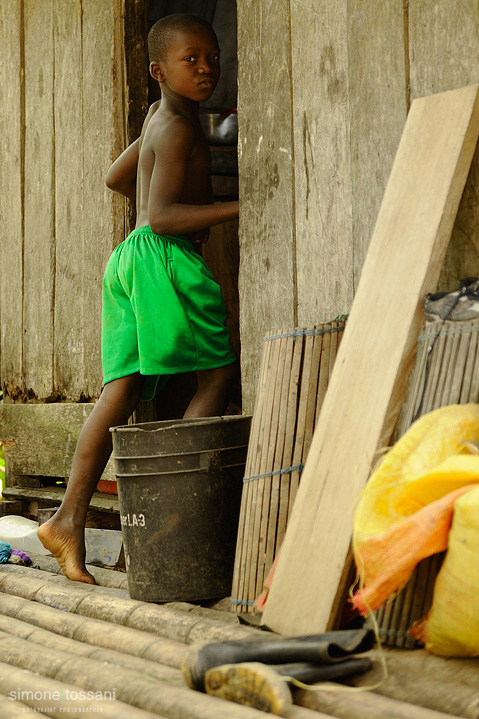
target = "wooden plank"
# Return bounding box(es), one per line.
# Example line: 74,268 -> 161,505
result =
0,403 -> 115,484
23,0 -> 55,399
262,84 -> 479,635
347,0 -> 407,287
52,0 -> 85,400
237,0 -> 296,413
80,0 -> 125,399
1,486 -> 119,515
409,1 -> 479,292
0,0 -> 23,401
290,0 -> 353,325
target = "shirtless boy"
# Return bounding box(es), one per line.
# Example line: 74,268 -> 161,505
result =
38,14 -> 239,584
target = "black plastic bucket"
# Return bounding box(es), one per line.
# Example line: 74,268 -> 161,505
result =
110,415 -> 251,602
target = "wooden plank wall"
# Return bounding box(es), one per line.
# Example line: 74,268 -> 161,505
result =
0,0 -> 23,400
409,1 -> 479,290
236,1 -> 297,411
237,0 -> 479,412
0,0 -> 126,404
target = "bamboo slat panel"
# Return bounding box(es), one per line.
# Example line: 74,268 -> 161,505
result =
230,321 -> 345,613
398,319 -> 479,435
377,318 -> 479,647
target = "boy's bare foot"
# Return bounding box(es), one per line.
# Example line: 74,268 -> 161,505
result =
37,520 -> 97,585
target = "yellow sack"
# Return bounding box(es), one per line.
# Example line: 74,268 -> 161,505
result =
352,404 -> 479,613
412,485 -> 479,656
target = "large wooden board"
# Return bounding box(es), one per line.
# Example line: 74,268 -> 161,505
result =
262,84 -> 479,635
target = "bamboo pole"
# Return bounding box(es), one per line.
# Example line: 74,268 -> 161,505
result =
0,612 -> 183,684
5,564 -> 239,628
0,591 -> 189,668
0,563 -> 128,597
347,662 -> 479,718
459,328 -> 479,402
0,570 -> 259,644
277,333 -> 304,539
232,333 -> 274,613
0,659 -> 161,719
380,647 -> 479,689
0,693 -> 51,719
263,335 -> 295,584
28,553 -> 130,590
295,685 -> 462,719
246,331 -> 285,608
0,630 -> 277,719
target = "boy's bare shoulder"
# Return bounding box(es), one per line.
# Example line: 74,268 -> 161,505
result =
146,110 -> 198,155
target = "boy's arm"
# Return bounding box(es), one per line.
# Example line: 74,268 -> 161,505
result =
147,118 -> 239,236
106,101 -> 161,201
105,139 -> 139,201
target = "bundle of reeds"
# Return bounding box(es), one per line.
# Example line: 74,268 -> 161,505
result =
377,318 -> 479,647
230,321 -> 345,613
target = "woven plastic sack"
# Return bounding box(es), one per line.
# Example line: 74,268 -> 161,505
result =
352,404 -> 479,614
411,485 -> 479,656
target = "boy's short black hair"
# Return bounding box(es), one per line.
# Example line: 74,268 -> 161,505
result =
148,14 -> 215,63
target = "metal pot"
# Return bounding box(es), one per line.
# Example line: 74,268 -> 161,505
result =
200,112 -> 238,145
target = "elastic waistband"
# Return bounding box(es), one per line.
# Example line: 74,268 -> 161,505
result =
126,226 -> 194,250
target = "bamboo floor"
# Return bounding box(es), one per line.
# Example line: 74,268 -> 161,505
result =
0,558 -> 475,719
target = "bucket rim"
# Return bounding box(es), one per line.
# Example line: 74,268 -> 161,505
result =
112,442 -> 249,462
110,414 -> 251,435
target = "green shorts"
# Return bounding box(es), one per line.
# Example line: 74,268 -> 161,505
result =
102,226 -> 236,401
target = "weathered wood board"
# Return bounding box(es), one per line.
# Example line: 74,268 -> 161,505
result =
0,0 -> 23,399
347,0 -> 408,287
291,0 -> 354,326
0,0 -> 126,405
262,84 -> 479,635
1,486 -> 119,515
237,1 -> 296,413
0,403 -> 115,483
80,0 -> 126,401
23,0 -> 55,399
53,0 -> 85,399
409,0 -> 479,292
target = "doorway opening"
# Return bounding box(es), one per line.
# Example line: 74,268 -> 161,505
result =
125,1 -> 241,420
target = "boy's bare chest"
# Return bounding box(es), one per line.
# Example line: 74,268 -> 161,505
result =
182,136 -> 212,202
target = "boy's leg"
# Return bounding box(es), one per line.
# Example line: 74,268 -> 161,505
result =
38,373 -> 145,584
183,362 -> 238,418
